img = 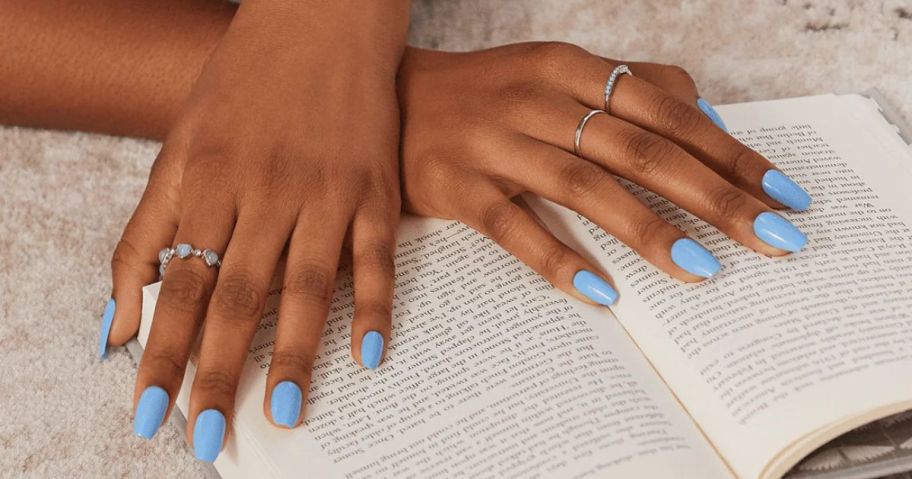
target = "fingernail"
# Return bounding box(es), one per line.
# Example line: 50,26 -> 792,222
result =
98,298 -> 116,359
270,381 -> 302,428
193,409 -> 226,463
761,169 -> 812,211
572,270 -> 618,306
697,98 -> 728,132
134,386 -> 169,439
753,212 -> 807,253
361,331 -> 384,370
670,238 -> 721,279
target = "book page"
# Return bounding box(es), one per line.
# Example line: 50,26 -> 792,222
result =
529,94 -> 912,479
140,217 -> 732,479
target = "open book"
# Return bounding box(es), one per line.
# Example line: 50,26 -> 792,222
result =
134,93 -> 912,479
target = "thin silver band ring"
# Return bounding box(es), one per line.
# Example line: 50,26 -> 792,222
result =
603,64 -> 633,114
574,109 -> 607,157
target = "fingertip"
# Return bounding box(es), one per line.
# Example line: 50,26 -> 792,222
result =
359,331 -> 385,369
269,381 -> 303,429
572,270 -> 618,306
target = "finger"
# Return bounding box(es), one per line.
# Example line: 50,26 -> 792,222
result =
457,179 -> 620,306
488,135 -> 720,281
349,200 -> 399,370
265,208 -> 349,429
574,59 -> 812,211
132,198 -> 235,441
534,103 -> 807,256
187,211 -> 293,461
104,179 -> 179,358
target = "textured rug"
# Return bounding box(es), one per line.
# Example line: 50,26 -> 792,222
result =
1,0 -> 910,476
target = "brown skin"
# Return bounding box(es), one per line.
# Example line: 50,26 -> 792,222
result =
0,0 -> 795,446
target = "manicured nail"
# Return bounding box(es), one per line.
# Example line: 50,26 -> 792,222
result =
670,238 -> 721,279
270,381 -> 302,428
361,331 -> 384,370
697,98 -> 728,132
572,270 -> 618,306
761,169 -> 812,211
193,409 -> 226,463
98,298 -> 115,359
134,386 -> 169,439
753,212 -> 807,253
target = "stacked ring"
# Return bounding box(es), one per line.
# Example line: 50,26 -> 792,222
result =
158,243 -> 222,279
603,64 -> 633,114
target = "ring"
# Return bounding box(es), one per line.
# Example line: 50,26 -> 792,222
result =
603,64 -> 632,114
158,243 -> 221,279
574,109 -> 607,156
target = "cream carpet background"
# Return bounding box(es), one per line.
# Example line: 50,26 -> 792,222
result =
1,0 -> 910,477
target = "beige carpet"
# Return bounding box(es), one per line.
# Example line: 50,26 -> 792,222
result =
1,0 -> 910,476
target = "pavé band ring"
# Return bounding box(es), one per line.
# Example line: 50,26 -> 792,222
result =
603,64 -> 632,114
158,243 -> 221,279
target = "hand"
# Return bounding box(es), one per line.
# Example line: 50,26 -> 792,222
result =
100,0 -> 409,461
397,43 -> 811,305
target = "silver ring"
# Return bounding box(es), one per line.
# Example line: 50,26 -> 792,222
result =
603,64 -> 632,114
574,109 -> 607,156
158,243 -> 221,279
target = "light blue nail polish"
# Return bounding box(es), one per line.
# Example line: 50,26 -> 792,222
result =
270,381 -> 302,428
761,169 -> 812,211
134,386 -> 169,439
670,238 -> 721,279
753,212 -> 807,253
98,298 -> 115,359
361,331 -> 384,370
697,98 -> 728,132
193,409 -> 226,463
572,270 -> 619,306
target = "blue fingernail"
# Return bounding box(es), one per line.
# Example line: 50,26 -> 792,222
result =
193,409 -> 226,463
753,212 -> 807,253
697,98 -> 728,132
270,381 -> 302,428
572,270 -> 619,306
98,298 -> 116,359
361,331 -> 384,370
134,386 -> 169,439
670,238 -> 721,279
761,169 -> 812,211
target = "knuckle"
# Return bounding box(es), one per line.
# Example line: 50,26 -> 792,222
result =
708,187 -> 750,220
111,237 -> 144,270
559,162 -> 607,199
194,370 -> 237,397
651,95 -> 702,137
724,147 -> 756,180
159,268 -> 210,313
356,239 -> 395,277
538,243 -> 568,279
480,200 -> 519,241
144,348 -> 186,380
285,263 -> 334,304
270,350 -> 314,374
210,272 -> 263,323
629,216 -> 671,246
623,132 -> 669,176
660,64 -> 696,87
532,41 -> 590,67
355,301 -> 393,321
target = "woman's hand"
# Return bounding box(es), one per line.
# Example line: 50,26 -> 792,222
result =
398,44 -> 811,305
100,0 -> 409,461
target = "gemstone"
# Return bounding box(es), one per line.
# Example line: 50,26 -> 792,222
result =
158,248 -> 172,264
203,249 -> 219,267
176,243 -> 193,259
159,263 -> 166,278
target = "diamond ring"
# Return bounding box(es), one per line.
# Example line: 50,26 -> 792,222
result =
158,243 -> 221,279
603,64 -> 632,114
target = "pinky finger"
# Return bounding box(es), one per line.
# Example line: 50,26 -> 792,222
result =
461,183 -> 619,307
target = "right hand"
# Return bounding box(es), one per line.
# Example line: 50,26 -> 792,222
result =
397,43 -> 811,306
